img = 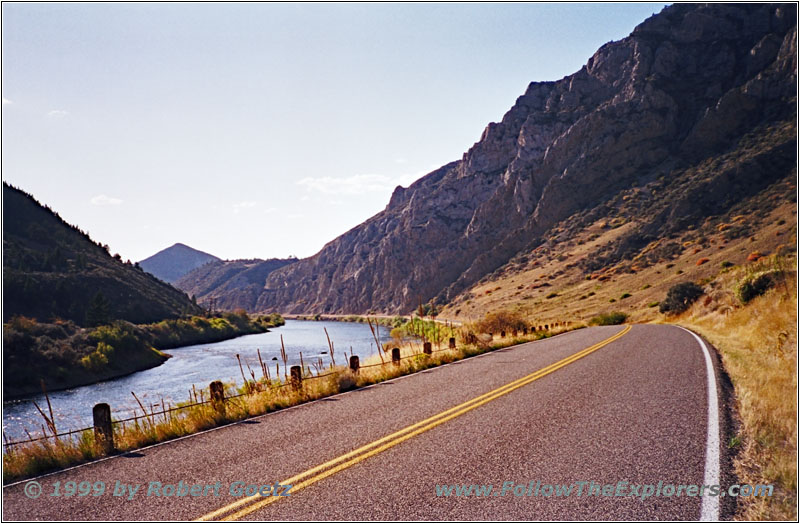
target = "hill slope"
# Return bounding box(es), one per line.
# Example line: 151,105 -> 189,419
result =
2,183 -> 203,324
244,3 -> 796,314
138,243 -> 221,283
175,258 -> 297,311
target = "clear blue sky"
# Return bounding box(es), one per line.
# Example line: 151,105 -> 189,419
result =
2,3 -> 665,262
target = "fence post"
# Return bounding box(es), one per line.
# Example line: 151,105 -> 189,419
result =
545,324 -> 549,330
392,347 -> 400,366
290,366 -> 302,390
92,403 -> 114,454
512,330 -> 518,337
423,342 -> 432,355
349,355 -> 360,373
523,327 -> 528,335
501,330 -> 506,338
210,380 -> 225,416
488,332 -> 493,340
448,337 -> 456,349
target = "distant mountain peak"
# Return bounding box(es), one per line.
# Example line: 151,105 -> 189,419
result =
139,243 -> 221,284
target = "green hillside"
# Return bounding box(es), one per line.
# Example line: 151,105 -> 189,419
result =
3,183 -> 204,325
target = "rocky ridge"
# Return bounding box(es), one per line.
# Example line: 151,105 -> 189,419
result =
241,3 -> 795,314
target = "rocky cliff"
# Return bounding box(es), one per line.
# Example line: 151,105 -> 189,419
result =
176,258 -> 296,311
254,3 -> 796,314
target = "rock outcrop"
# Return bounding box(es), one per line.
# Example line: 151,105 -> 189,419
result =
250,3 -> 796,314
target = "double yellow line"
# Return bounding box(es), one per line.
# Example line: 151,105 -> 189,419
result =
196,325 -> 631,521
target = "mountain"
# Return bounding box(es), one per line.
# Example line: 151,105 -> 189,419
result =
139,243 -> 221,283
233,2 -> 794,315
174,257 -> 297,311
2,183 -> 203,324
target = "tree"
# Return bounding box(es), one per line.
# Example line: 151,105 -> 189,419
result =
85,291 -> 111,327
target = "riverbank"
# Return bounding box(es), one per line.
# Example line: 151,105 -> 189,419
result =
3,320 -> 575,483
3,312 -> 284,399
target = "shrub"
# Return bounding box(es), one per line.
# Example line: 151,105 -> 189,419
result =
589,312 -> 627,325
735,270 -> 781,304
620,293 -> 632,299
696,257 -> 710,266
747,251 -> 764,262
659,282 -> 704,314
473,310 -> 528,334
721,261 -> 735,268
647,301 -> 660,308
545,292 -> 558,299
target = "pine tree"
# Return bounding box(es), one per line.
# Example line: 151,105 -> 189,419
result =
85,291 -> 111,327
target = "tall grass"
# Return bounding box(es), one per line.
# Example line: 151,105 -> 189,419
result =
3,321 -> 581,484
670,255 -> 796,520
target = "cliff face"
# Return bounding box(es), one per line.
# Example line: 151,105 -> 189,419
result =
258,3 -> 796,314
175,258 -> 296,311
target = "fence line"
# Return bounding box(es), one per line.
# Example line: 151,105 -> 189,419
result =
4,324 -> 562,451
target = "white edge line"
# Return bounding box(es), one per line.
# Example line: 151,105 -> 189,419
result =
3,326 -> 595,489
678,326 -> 721,522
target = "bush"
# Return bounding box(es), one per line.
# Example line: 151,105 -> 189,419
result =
659,282 -> 704,314
620,293 -> 632,299
735,270 -> 781,304
473,310 -> 528,334
589,312 -> 627,325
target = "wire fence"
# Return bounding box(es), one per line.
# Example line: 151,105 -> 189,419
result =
3,326 -> 554,452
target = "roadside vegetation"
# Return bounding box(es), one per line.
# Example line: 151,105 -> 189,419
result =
2,312 -> 580,484
662,254 -> 796,520
3,312 -> 284,398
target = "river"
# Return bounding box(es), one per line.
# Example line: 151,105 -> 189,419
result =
2,320 -> 391,443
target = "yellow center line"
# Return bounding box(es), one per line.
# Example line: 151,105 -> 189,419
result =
196,325 -> 631,521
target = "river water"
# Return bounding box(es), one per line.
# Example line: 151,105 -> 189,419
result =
2,320 -> 390,443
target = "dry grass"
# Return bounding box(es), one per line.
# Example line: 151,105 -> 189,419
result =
3,324 -> 577,484
669,257 -> 796,520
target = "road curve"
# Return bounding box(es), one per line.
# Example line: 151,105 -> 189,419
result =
3,325 -> 732,521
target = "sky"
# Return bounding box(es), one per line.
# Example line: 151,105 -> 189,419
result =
2,3 -> 665,262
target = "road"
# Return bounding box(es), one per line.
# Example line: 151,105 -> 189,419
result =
3,324 -> 733,521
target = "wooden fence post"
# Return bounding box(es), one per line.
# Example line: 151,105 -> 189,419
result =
488,332 -> 493,340
392,347 -> 400,366
349,355 -> 360,373
290,366 -> 302,390
501,330 -> 506,338
423,342 -> 432,355
522,327 -> 528,335
448,337 -> 456,349
210,380 -> 225,416
93,403 -> 114,454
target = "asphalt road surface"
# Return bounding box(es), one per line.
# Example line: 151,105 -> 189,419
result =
3,324 -> 733,521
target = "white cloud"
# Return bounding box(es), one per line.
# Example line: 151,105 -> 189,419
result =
232,201 -> 257,214
2,98 -> 12,105
90,194 -> 123,206
297,169 -> 432,196
46,109 -> 69,118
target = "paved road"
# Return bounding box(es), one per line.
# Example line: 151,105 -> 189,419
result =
3,325 -> 732,520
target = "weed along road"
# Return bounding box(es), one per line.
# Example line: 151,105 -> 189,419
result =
3,325 -> 732,521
